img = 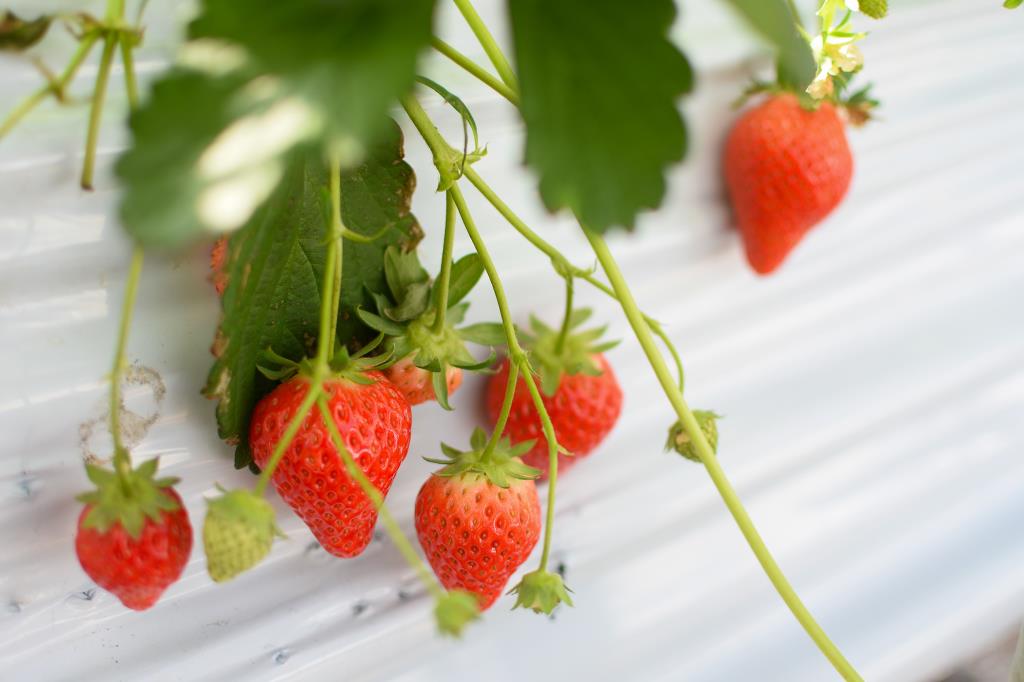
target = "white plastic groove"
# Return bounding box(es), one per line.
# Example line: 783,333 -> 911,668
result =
1,1 -> 1022,680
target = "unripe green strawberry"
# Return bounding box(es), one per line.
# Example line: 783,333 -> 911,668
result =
203,488 -> 282,583
859,0 -> 887,19
665,410 -> 719,463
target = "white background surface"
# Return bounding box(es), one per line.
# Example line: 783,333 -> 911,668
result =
1,0 -> 1023,680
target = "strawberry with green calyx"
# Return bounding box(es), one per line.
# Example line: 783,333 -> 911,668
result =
75,459 -> 193,611
486,308 -> 622,478
434,589 -> 482,637
415,427 -> 542,610
203,487 -> 283,583
665,410 -> 720,463
358,244 -> 504,408
249,350 -> 412,558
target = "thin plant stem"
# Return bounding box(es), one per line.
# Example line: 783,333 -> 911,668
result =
483,357 -> 519,458
519,369 -> 558,571
316,396 -> 445,600
327,152 -> 344,356
430,37 -> 519,106
432,192 -> 458,335
81,33 -> 119,190
253,381 -> 322,496
108,246 -> 144,483
451,0 -> 518,91
553,275 -> 574,356
584,229 -> 862,682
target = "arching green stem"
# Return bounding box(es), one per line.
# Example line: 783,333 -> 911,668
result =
451,0 -> 519,91
430,37 -> 519,106
327,152 -> 344,356
108,247 -> 144,484
316,396 -> 445,599
482,353 -> 519,458
584,229 -> 862,682
448,184 -> 560,574
80,32 -> 119,190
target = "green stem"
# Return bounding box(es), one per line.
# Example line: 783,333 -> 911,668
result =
326,152 -> 344,357
483,356 -> 519,457
316,396 -> 444,599
0,33 -> 100,140
584,230 -> 862,682
81,33 -> 119,190
786,0 -> 804,29
462,165 -> 685,389
449,184 -> 559,574
430,37 -> 520,106
253,380 -> 322,496
108,246 -> 144,483
119,33 -> 139,108
400,93 -> 450,162
431,192 -> 458,336
519,369 -> 559,571
451,0 -> 519,91
553,275 -> 574,356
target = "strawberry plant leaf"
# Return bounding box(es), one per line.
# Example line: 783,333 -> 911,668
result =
0,11 -> 53,51
189,0 -> 435,148
119,0 -> 434,249
1005,0 -> 1022,8
508,0 -> 693,233
204,122 -> 422,467
719,0 -> 817,91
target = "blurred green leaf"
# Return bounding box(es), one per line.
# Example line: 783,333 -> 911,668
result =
719,0 -> 817,91
509,0 -> 692,233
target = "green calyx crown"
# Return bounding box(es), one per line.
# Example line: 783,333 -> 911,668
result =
433,589 -> 481,637
357,246 -> 506,409
524,307 -> 619,397
76,457 -> 180,539
203,487 -> 284,583
665,410 -> 720,463
425,427 -> 540,488
509,569 -> 574,615
257,332 -> 391,386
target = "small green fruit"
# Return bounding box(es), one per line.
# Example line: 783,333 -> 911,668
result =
203,488 -> 281,583
665,410 -> 719,463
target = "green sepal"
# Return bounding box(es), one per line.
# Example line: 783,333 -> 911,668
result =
77,458 -> 181,540
434,589 -> 481,637
521,308 -> 617,397
0,11 -> 53,51
432,366 -> 452,411
357,307 -> 406,336
414,77 -> 483,170
450,349 -> 497,372
509,569 -> 574,615
427,428 -> 541,488
384,246 -> 429,303
203,488 -> 283,583
457,323 -> 506,347
441,253 -> 484,308
665,410 -> 720,463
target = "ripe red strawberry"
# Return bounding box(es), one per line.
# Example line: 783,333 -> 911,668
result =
249,372 -> 412,558
486,310 -> 622,478
385,355 -> 463,406
415,429 -> 541,610
723,94 -> 853,274
75,461 -> 193,611
210,236 -> 228,295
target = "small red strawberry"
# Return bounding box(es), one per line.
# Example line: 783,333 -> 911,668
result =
210,236 -> 228,295
415,428 -> 542,610
75,460 -> 193,611
249,370 -> 412,558
486,309 -> 622,478
723,94 -> 853,274
385,355 -> 463,406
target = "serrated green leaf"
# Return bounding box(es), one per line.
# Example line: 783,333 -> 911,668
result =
203,125 -> 422,466
0,11 -> 53,51
189,0 -> 435,148
457,322 -> 506,346
719,0 -> 817,91
509,0 -> 692,233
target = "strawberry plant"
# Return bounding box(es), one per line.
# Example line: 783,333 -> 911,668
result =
12,0 -> 1007,677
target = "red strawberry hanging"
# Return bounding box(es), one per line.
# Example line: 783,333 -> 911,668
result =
415,428 -> 542,610
723,94 -> 853,274
249,370 -> 412,558
75,460 -> 193,610
486,309 -> 622,478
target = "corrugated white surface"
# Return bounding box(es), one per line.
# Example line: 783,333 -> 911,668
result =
1,1 -> 1022,680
